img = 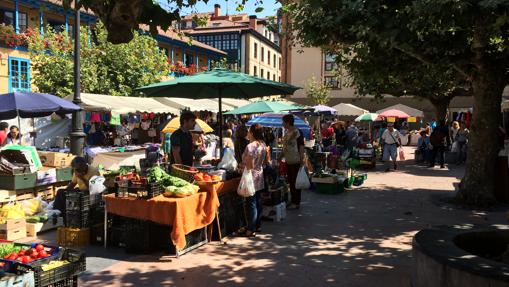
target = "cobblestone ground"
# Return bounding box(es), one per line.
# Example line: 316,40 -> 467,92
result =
78,147 -> 507,287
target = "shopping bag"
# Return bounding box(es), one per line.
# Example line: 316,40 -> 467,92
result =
399,148 -> 406,160
0,203 -> 25,219
451,141 -> 458,152
295,166 -> 310,190
218,148 -> 238,171
237,169 -> 256,197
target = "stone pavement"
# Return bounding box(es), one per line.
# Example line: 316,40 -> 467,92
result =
79,147 -> 507,287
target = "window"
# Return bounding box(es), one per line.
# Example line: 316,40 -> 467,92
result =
273,54 -> 276,68
254,43 -> 258,58
0,11 -> 27,32
268,51 -> 271,65
261,47 -> 265,62
8,57 -> 30,92
260,68 -> 264,78
253,66 -> 257,77
267,71 -> 270,80
279,76 -> 281,82
325,53 -> 336,71
279,57 -> 281,70
324,76 -> 341,89
273,74 -> 276,81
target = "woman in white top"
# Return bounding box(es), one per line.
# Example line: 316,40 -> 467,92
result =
5,126 -> 23,145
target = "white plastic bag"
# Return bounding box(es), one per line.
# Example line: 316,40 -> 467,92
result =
295,166 -> 310,190
89,176 -> 106,205
237,169 -> 255,197
218,148 -> 238,171
451,141 -> 458,152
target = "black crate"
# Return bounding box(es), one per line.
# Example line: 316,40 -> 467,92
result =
124,219 -> 152,254
14,249 -> 85,287
49,276 -> 78,287
66,191 -> 90,212
88,204 -> 105,226
150,223 -> 206,254
65,210 -> 89,228
213,192 -> 246,240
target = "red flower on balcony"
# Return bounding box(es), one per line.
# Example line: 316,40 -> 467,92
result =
169,61 -> 206,75
0,24 -> 32,47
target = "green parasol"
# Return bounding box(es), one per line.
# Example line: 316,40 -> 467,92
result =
224,100 -> 303,115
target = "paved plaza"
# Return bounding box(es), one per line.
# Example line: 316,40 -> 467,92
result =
75,147 -> 506,286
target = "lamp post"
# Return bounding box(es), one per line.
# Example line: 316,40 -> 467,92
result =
70,0 -> 85,156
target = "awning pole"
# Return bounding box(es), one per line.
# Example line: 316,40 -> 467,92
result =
218,88 -> 223,159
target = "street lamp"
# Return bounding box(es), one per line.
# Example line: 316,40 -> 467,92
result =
70,0 -> 85,156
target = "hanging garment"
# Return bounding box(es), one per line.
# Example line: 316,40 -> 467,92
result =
85,112 -> 91,122
90,112 -> 101,123
110,113 -> 121,126
83,123 -> 92,134
149,112 -> 155,120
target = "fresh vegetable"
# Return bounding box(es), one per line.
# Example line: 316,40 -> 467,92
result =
35,244 -> 44,252
41,260 -> 69,271
0,244 -> 22,258
26,215 -> 49,223
194,172 -> 221,182
0,243 -> 53,263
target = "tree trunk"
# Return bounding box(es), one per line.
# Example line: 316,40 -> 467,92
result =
457,19 -> 506,206
429,96 -> 451,121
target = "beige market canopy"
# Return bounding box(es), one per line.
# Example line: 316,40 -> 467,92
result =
64,93 -> 180,114
155,98 -> 235,112
502,100 -> 509,112
332,103 -> 369,116
376,104 -> 424,118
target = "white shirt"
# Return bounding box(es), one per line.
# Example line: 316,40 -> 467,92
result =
382,129 -> 401,145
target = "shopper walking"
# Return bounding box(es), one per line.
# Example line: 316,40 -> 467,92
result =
241,124 -> 267,237
429,120 -> 451,168
281,114 -> 305,210
381,123 -> 402,172
455,122 -> 469,164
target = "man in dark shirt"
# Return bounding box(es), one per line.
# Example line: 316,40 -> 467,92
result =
170,111 -> 197,166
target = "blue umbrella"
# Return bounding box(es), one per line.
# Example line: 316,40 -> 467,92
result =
247,113 -> 311,138
0,92 -> 80,120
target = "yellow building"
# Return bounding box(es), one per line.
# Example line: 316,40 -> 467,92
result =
182,5 -> 282,81
0,0 -> 226,94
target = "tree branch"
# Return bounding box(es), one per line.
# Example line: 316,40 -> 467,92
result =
393,45 -> 469,79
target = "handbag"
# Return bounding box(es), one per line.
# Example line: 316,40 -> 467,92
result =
388,131 -> 401,147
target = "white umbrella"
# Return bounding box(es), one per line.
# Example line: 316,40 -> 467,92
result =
354,113 -> 379,122
332,103 -> 368,116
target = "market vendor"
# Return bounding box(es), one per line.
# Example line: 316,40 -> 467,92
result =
53,157 -> 100,214
170,111 -> 196,166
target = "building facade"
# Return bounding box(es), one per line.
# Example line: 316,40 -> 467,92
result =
182,5 -> 282,82
0,0 -> 225,94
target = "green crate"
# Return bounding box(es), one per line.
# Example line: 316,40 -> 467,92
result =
56,167 -> 73,182
344,176 -> 355,188
353,178 -> 365,186
315,182 -> 345,194
0,173 -> 37,190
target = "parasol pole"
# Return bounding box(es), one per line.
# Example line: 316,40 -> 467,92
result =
218,87 -> 223,159
70,0 -> 85,156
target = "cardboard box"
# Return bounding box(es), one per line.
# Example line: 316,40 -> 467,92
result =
0,190 -> 17,203
26,217 -> 64,237
311,176 -> 338,184
38,151 -> 74,168
0,226 -> 27,241
56,167 -> 73,182
36,167 -> 57,186
16,189 -> 35,201
0,218 -> 26,231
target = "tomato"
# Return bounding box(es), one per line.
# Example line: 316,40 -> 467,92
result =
28,248 -> 36,255
35,244 -> 44,252
38,250 -> 48,258
0,262 -> 5,267
3,255 -> 10,259
30,252 -> 38,259
21,256 -> 32,264
18,249 -> 25,256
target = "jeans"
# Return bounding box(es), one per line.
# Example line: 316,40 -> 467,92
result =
430,146 -> 446,167
456,142 -> 467,163
247,190 -> 263,232
286,163 -> 301,205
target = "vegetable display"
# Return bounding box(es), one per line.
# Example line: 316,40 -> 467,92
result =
41,260 -> 69,271
194,172 -> 221,182
1,244 -> 52,263
148,167 -> 201,198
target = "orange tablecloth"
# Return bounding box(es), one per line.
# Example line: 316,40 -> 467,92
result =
104,190 -> 219,251
214,177 -> 241,195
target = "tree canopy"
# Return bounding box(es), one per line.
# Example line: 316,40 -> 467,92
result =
27,23 -> 169,97
287,0 -> 509,205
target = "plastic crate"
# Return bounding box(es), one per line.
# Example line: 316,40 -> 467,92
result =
0,242 -> 62,273
315,182 -> 345,194
57,227 -> 89,247
88,205 -> 105,226
344,176 -> 355,188
213,192 -> 246,240
124,219 -> 151,254
65,210 -> 89,229
65,192 -> 90,212
14,248 -> 85,287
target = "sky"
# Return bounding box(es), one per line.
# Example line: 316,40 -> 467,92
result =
161,0 -> 281,18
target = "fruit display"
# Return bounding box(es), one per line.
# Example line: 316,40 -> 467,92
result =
0,243 -> 55,264
194,172 -> 221,182
40,260 -> 69,271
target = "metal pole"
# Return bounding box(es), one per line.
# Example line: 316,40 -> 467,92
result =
218,89 -> 223,158
70,1 -> 85,156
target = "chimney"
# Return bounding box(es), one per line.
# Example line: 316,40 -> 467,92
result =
249,15 -> 257,29
214,4 -> 221,18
